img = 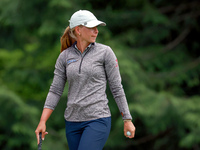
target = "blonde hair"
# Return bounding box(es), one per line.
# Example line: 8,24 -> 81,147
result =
60,26 -> 76,53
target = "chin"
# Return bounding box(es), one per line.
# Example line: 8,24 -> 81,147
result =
90,37 -> 97,42
90,40 -> 96,43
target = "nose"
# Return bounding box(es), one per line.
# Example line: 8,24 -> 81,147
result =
94,27 -> 98,34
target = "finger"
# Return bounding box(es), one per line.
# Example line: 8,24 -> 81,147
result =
42,131 -> 48,140
44,131 -> 48,139
124,131 -> 128,137
129,134 -> 134,138
42,132 -> 45,140
129,130 -> 135,138
35,131 -> 39,144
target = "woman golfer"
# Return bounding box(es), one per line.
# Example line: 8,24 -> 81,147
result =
35,10 -> 135,150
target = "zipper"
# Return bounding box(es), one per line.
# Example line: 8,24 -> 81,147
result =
79,56 -> 84,74
78,48 -> 90,74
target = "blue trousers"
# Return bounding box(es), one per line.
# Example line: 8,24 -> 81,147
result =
65,117 -> 111,150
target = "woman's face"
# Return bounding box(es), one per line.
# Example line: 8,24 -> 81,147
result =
78,26 -> 99,44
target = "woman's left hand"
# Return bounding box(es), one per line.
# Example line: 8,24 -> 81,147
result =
124,121 -> 136,138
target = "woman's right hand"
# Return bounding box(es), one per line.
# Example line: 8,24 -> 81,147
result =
35,121 -> 48,144
35,108 -> 53,144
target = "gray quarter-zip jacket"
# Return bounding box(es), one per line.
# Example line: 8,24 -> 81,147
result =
44,42 -> 132,122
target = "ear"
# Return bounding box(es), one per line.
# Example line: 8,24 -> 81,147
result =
74,26 -> 81,35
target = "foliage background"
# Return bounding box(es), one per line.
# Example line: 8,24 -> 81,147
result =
0,0 -> 200,149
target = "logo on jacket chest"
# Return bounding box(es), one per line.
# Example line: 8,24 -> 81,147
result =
67,59 -> 78,65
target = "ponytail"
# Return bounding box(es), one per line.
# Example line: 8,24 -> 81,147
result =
60,26 -> 76,53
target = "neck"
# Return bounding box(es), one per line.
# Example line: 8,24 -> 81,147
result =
76,40 -> 90,53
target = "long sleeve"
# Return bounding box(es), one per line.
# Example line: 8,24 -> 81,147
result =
104,47 -> 132,120
44,51 -> 67,110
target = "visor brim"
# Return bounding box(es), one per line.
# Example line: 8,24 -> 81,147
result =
83,20 -> 106,28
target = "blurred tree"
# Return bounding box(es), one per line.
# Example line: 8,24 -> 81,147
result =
0,87 -> 39,150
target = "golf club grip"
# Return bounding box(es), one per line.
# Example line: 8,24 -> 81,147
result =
38,132 -> 42,150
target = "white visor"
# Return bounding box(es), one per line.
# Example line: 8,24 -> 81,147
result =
69,10 -> 106,29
